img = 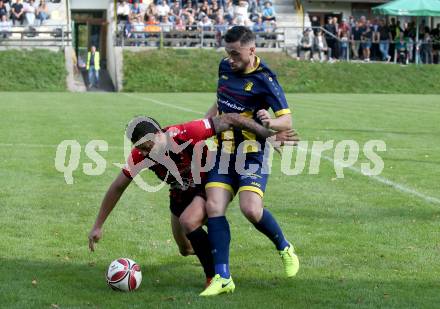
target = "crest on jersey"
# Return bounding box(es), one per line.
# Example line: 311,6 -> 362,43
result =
221,75 -> 228,80
244,81 -> 254,92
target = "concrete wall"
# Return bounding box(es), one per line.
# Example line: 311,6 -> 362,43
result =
303,1 -> 352,19
105,1 -> 123,91
70,0 -> 109,10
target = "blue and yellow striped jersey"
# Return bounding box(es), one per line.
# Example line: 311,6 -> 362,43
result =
216,56 -> 291,154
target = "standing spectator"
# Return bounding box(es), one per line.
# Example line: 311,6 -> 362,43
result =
431,23 -> 440,64
24,0 -> 37,26
351,21 -> 362,60
36,0 -> 49,26
117,0 -> 131,22
361,23 -> 372,62
0,14 -> 11,38
421,30 -> 433,64
324,17 -> 337,59
314,29 -> 331,62
86,46 -> 100,89
262,1 -> 275,22
310,15 -> 320,35
378,19 -> 391,62
339,18 -> 350,60
11,0 -> 25,26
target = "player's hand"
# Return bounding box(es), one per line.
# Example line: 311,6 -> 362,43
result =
88,226 -> 102,252
256,109 -> 272,128
275,129 -> 300,145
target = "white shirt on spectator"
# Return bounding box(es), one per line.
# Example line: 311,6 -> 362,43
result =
0,20 -> 11,32
117,2 -> 131,16
156,3 -> 170,17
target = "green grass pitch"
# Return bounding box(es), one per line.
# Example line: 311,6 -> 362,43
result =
1,92 -> 439,308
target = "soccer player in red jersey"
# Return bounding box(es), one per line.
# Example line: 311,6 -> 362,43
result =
88,113 -> 298,286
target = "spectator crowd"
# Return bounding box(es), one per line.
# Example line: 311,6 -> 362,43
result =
116,0 -> 279,46
299,15 -> 440,65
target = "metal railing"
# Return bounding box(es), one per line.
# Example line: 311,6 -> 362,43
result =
115,26 -> 285,49
0,24 -> 71,47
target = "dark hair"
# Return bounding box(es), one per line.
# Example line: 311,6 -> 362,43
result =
126,116 -> 162,144
224,26 -> 256,45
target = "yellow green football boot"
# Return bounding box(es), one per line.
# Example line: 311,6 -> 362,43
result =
279,244 -> 299,277
199,274 -> 235,296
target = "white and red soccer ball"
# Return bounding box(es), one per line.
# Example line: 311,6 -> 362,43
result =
106,258 -> 142,291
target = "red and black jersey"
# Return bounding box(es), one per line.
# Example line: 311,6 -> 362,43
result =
122,118 -> 215,189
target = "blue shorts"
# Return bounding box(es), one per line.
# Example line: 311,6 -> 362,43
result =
362,41 -> 372,49
205,151 -> 269,198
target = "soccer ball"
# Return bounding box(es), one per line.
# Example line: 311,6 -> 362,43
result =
106,258 -> 142,292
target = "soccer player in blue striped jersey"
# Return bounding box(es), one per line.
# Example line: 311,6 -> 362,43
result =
200,26 -> 299,297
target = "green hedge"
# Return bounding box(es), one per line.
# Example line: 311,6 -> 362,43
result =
123,49 -> 440,94
0,49 -> 66,92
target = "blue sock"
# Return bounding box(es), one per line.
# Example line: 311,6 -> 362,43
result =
253,209 -> 289,250
207,216 -> 231,278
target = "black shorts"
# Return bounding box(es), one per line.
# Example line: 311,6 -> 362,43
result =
169,185 -> 206,218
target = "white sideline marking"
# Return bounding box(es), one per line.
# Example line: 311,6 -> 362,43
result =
321,153 -> 440,205
124,93 -> 205,115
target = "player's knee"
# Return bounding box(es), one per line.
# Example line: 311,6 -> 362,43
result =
240,203 -> 263,223
205,199 -> 224,217
179,214 -> 200,234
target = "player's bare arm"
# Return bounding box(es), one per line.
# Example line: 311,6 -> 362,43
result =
88,171 -> 132,252
256,109 -> 292,131
211,113 -> 299,144
205,102 -> 218,118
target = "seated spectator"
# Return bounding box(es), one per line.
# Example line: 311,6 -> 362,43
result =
234,0 -> 249,24
182,1 -> 195,19
299,28 -> 313,60
198,0 -> 210,19
262,1 -> 275,22
396,33 -> 408,65
169,1 -> 181,22
130,1 -> 143,21
314,29 -> 331,62
253,16 -> 265,33
160,14 -> 173,32
156,0 -> 170,22
24,0 -> 37,26
210,0 -> 222,20
0,14 -> 11,38
174,16 -> 186,31
145,14 -> 160,32
0,0 -> 8,21
36,0 -> 49,26
198,14 -> 213,31
224,0 -> 234,21
117,0 -> 131,22
11,0 -> 25,26
146,2 -> 157,18
186,14 -> 197,31
131,15 -> 145,46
